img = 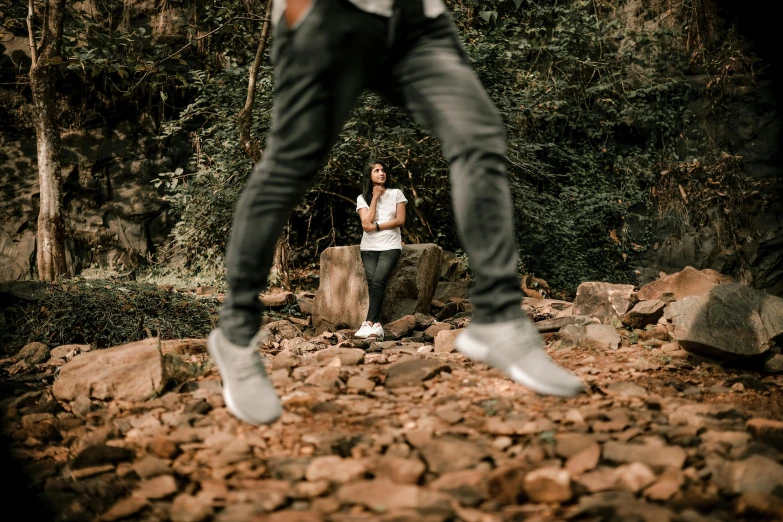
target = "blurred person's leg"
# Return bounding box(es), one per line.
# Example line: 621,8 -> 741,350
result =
383,6 -> 583,396
212,0 -> 389,425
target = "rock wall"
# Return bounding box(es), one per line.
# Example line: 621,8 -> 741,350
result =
619,0 -> 783,296
0,0 -> 195,280
0,119 -> 190,280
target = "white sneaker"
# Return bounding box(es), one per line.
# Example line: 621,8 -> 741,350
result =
369,323 -> 384,340
354,321 -> 374,339
455,318 -> 583,397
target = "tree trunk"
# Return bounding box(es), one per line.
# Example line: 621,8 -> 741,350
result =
237,0 -> 290,287
238,0 -> 273,163
29,0 -> 68,281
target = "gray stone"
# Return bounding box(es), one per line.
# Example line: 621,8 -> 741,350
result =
573,282 -> 637,324
582,324 -> 622,350
433,280 -> 470,303
665,283 -> 783,360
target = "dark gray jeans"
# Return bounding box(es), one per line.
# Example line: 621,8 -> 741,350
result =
362,249 -> 402,324
221,0 -> 524,346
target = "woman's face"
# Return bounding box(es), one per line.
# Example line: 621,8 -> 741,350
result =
370,163 -> 386,185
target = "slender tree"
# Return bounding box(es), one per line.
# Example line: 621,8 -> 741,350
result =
28,0 -> 68,280
237,0 -> 273,163
237,0 -> 289,287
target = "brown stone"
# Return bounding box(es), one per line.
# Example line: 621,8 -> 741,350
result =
424,323 -> 453,338
736,492 -> 783,519
622,300 -> 666,329
72,444 -> 135,470
385,359 -> 451,388
385,315 -> 417,340
523,467 -> 572,503
304,366 -> 342,388
712,455 -> 783,495
434,329 -> 461,354
346,376 -> 376,393
337,479 -> 421,510
132,455 -> 171,479
371,456 -> 426,484
418,437 -> 488,474
413,313 -> 436,330
53,339 -> 169,402
314,347 -> 365,366
615,462 -> 657,493
305,456 -> 367,483
99,497 -> 149,522
404,431 -> 432,448
603,441 -> 686,470
272,349 -> 300,371
534,315 -> 599,333
565,443 -> 600,476
431,469 -> 489,506
170,493 -> 214,522
486,467 -> 526,504
637,266 -> 732,301
643,468 -> 684,501
260,291 -> 296,308
132,474 -> 179,500
261,320 -> 303,342
15,342 -> 50,365
434,280 -> 470,303
555,433 -> 596,459
746,418 -> 783,448
577,467 -> 618,493
149,438 -> 180,460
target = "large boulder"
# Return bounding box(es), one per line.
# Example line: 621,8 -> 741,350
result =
433,280 -> 470,303
313,244 -> 442,331
572,282 -> 637,325
53,339 -> 170,402
637,266 -> 733,302
664,283 -> 783,360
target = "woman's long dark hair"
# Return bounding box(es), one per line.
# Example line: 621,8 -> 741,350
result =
361,159 -> 391,208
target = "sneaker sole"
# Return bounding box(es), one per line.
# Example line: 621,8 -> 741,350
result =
455,332 -> 582,397
207,331 -> 277,426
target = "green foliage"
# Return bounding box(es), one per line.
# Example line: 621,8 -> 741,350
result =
0,279 -> 219,353
155,66 -> 271,270
458,0 -> 691,292
158,0 -> 697,294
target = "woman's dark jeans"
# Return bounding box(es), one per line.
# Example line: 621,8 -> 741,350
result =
361,249 -> 402,324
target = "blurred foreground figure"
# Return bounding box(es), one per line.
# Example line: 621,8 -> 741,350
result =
208,0 -> 584,425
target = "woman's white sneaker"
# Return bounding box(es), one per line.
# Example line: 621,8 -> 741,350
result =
355,321 -> 374,339
369,323 -> 384,340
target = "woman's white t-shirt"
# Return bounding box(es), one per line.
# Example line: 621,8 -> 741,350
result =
356,188 -> 408,251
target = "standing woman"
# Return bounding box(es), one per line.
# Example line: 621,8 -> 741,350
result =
355,160 -> 407,340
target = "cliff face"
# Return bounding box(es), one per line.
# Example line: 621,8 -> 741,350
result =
0,0 -> 196,279
1,0 -> 781,294
621,0 -> 783,295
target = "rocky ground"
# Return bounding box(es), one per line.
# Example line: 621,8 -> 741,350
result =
2,270 -> 783,522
